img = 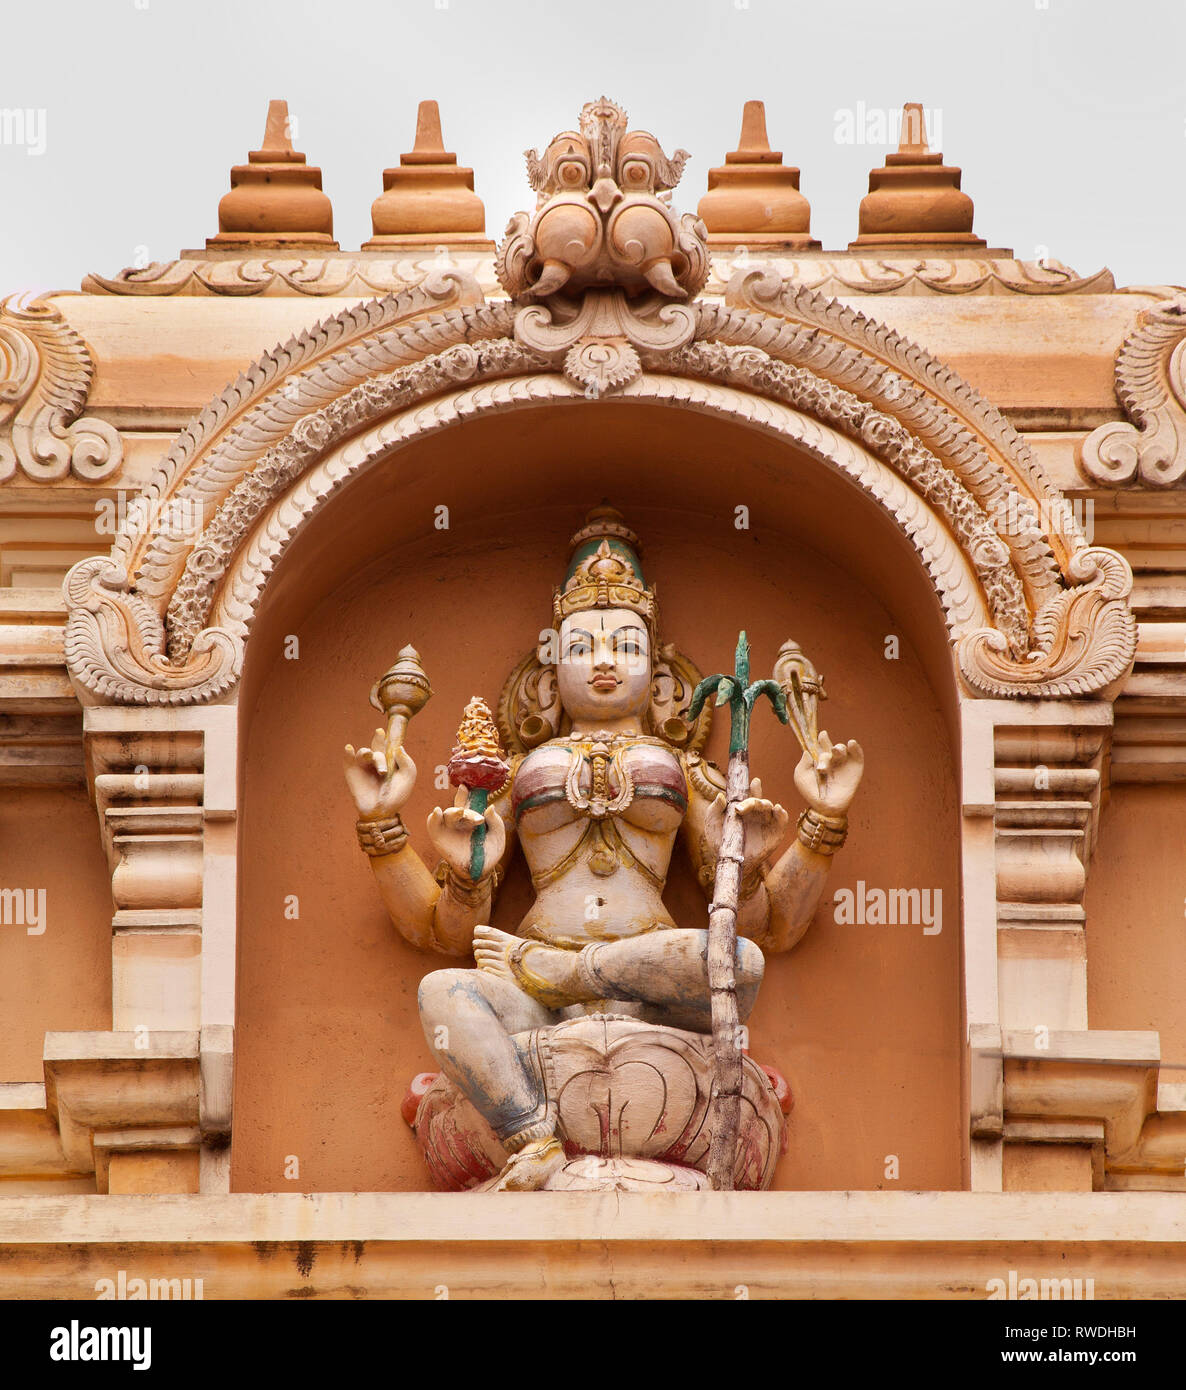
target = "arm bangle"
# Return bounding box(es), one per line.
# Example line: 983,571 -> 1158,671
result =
357,814 -> 408,858
434,859 -> 500,908
797,808 -> 848,856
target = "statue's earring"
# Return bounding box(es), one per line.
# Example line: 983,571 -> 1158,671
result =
517,640 -> 563,748
518,714 -> 552,749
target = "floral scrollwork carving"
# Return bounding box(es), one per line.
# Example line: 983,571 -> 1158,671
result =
63,556 -> 241,705
958,547 -> 1137,698
0,296 -> 123,482
1080,297 -> 1186,488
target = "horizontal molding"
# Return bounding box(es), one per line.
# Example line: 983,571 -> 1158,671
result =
0,1192 -> 1182,1298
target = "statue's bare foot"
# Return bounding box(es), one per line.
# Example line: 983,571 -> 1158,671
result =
473,925 -> 588,1008
472,924 -> 521,981
484,1137 -> 567,1192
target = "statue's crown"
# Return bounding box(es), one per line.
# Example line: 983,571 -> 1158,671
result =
552,506 -> 658,635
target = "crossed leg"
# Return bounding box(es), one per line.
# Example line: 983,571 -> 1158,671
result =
420,926 -> 766,1190
474,924 -> 765,1034
417,966 -> 567,1189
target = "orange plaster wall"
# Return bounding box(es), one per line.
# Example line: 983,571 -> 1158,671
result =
0,787 -> 112,1080
1086,784 -> 1186,1064
231,405 -> 963,1194
1003,1143 -> 1093,1192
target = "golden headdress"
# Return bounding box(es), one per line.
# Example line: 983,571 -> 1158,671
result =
552,506 -> 658,637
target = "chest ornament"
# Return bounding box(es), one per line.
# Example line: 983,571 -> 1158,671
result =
563,737 -> 635,821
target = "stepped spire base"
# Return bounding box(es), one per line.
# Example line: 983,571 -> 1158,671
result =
209,99 -> 337,250
698,100 -> 820,251
848,101 -> 1004,255
364,100 -> 492,250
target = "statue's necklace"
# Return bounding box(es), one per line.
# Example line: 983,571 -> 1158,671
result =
546,733 -> 671,884
563,735 -> 634,821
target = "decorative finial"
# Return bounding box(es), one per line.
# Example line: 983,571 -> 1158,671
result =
698,100 -> 819,251
848,102 -> 1007,255
370,645 -> 433,747
209,99 -> 336,249
364,100 -> 493,250
258,99 -> 296,159
896,101 -> 930,158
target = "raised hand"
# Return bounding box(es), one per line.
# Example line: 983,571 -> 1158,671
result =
343,726 -> 417,821
703,776 -> 791,867
427,787 -> 507,881
793,731 -> 864,817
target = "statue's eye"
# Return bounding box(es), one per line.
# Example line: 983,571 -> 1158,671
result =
619,158 -> 650,186
557,159 -> 587,187
564,640 -> 591,658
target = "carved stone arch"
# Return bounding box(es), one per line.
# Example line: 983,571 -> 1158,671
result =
717,268 -> 1074,588
208,371 -> 989,660
63,273 -> 1136,706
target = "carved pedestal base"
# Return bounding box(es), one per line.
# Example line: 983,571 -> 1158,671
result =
406,1015 -> 790,1192
536,1156 -> 710,1192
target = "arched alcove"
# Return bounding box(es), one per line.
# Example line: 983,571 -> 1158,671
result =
231,399 -> 964,1193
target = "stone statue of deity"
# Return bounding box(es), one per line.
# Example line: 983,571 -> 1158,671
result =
343,509 -> 863,1192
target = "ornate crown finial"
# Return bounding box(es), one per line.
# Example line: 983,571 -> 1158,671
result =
496,100 -> 708,397
579,97 -> 628,178
497,98 -> 706,304
552,507 -> 658,635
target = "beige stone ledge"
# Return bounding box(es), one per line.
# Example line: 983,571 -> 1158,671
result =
43,287 -> 1144,424
0,1192 -> 1185,1299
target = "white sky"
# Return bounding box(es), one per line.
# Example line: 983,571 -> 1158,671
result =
1,0 -> 1184,293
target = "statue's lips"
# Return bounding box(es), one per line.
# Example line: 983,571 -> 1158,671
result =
590,675 -> 620,691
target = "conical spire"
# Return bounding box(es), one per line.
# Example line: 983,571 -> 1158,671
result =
364,100 -> 493,250
697,100 -> 819,250
258,100 -> 295,159
849,103 -> 1006,254
209,100 -> 336,249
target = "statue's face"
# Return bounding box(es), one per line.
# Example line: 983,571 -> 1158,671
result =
553,608 -> 652,722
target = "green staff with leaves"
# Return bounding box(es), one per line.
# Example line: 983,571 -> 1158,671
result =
689,631 -> 844,1191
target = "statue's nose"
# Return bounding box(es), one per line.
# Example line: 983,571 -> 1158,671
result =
589,177 -> 622,214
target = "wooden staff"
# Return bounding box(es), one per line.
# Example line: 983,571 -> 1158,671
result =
688,631 -> 788,1191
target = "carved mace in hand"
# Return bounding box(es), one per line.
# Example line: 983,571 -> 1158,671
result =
688,632 -> 789,1192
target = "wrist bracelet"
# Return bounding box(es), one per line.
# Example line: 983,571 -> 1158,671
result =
698,852 -> 768,900
797,807 -> 848,856
356,814 -> 408,858
434,858 -> 499,907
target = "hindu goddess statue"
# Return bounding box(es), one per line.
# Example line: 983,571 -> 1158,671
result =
343,509 -> 863,1191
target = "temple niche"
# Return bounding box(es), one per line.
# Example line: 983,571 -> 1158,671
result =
2,88 -> 1186,1297
236,481 -> 959,1194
